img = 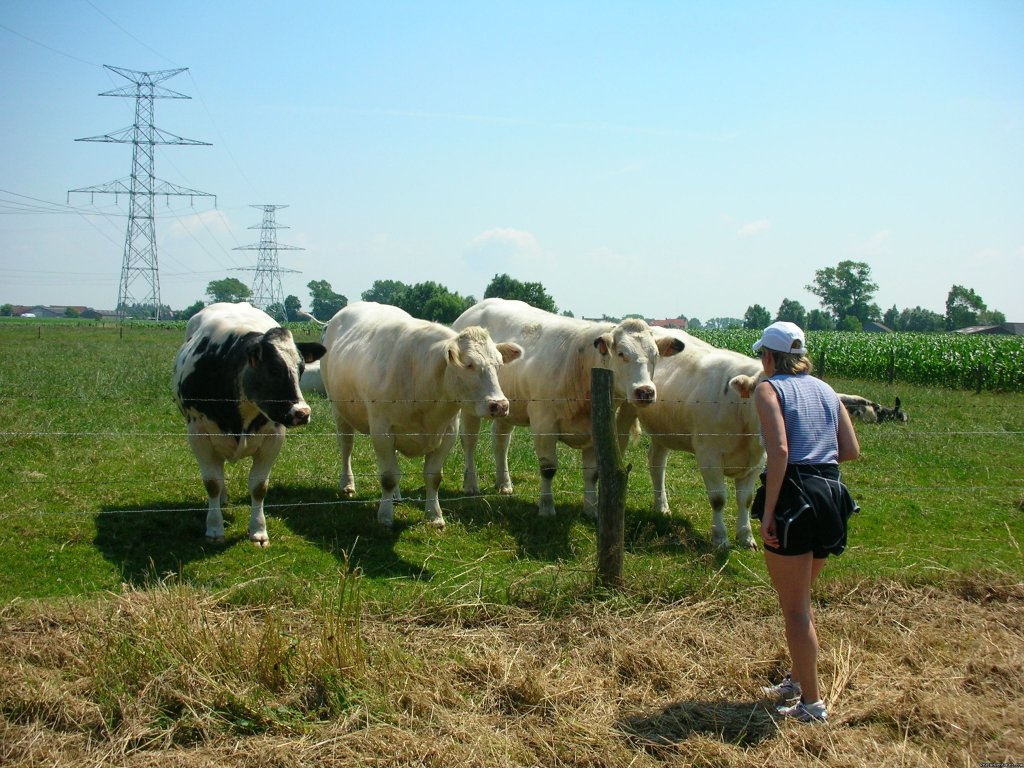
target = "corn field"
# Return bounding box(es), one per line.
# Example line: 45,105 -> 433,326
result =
695,329 -> 1024,392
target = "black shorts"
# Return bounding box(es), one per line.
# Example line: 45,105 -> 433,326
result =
754,464 -> 858,559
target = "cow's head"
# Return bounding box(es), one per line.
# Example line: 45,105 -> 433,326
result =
594,318 -> 684,406
446,326 -> 523,418
877,397 -> 908,423
243,327 -> 326,427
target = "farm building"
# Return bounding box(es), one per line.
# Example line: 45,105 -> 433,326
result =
956,323 -> 1024,335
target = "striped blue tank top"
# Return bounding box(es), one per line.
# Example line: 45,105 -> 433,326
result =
765,374 -> 842,465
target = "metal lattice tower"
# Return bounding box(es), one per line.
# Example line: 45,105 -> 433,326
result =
68,65 -> 214,320
233,205 -> 303,319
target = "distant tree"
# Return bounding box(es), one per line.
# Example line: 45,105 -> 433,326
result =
743,304 -> 771,330
776,299 -> 807,328
177,300 -> 206,321
307,279 -> 348,321
206,277 -> 251,304
64,306 -> 80,318
945,285 -> 999,330
705,317 -> 743,330
362,279 -> 409,307
121,302 -> 173,320
0,304 -> 13,317
399,281 -> 473,323
883,304 -> 900,328
284,294 -> 303,322
422,291 -> 473,324
561,309 -> 575,318
840,315 -> 862,331
623,312 -> 646,320
898,306 -> 945,332
688,317 -> 703,330
981,309 -> 1006,326
483,273 -> 557,313
806,260 -> 880,325
806,309 -> 835,331
265,302 -> 286,322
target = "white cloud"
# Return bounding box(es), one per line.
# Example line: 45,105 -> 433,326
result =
166,208 -> 232,238
737,218 -> 771,238
462,228 -> 544,286
469,227 -> 539,253
852,229 -> 892,257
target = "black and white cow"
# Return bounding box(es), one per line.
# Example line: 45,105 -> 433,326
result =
173,302 -> 326,546
838,393 -> 908,424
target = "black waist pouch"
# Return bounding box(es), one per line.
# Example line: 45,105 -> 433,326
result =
752,465 -> 859,553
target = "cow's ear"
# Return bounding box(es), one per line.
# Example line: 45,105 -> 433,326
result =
297,342 -> 326,364
729,374 -> 758,399
446,340 -> 465,368
594,334 -> 613,355
497,341 -> 523,364
656,335 -> 685,357
247,339 -> 263,368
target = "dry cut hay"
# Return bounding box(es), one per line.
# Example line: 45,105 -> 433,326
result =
1,576 -> 1022,767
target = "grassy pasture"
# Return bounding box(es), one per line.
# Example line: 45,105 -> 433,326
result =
1,321 -> 1022,766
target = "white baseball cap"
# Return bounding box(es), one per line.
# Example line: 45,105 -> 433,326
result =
753,321 -> 807,356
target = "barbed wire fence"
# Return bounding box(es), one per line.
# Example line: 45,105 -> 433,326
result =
3,392 -> 1022,522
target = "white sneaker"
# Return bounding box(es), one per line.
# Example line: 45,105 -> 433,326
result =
776,699 -> 828,723
761,673 -> 801,703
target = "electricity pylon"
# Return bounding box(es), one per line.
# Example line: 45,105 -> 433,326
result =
68,65 -> 214,320
233,205 -> 303,320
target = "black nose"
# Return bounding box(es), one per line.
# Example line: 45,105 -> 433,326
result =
287,406 -> 311,426
634,386 -> 656,403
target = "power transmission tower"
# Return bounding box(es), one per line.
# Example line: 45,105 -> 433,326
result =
68,65 -> 214,320
233,205 -> 303,320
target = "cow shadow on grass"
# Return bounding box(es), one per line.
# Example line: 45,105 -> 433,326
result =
93,487 -> 429,587
618,699 -> 777,754
271,483 -> 433,581
442,492 -> 582,562
94,502 -> 235,586
275,484 -> 579,567
442,491 -> 730,565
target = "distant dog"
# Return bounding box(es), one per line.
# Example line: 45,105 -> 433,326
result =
838,394 -> 908,423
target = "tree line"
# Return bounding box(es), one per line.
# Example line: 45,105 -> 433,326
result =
737,260 -> 1004,332
196,273 -> 561,325
52,259 -> 1003,332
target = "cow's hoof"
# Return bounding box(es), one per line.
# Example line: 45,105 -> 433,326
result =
712,535 -> 730,551
738,534 -> 758,550
340,487 -> 356,498
425,517 -> 446,529
497,485 -> 514,496
250,535 -> 270,548
205,532 -> 225,543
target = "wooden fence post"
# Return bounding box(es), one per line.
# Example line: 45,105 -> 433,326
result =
592,367 -> 629,589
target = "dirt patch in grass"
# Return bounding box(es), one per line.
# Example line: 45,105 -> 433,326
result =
2,576 -> 1021,767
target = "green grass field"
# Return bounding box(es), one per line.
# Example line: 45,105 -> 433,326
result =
1,321 -> 1022,766
1,321 -> 1021,609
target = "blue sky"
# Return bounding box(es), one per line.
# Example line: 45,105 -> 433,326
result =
2,1 -> 1021,321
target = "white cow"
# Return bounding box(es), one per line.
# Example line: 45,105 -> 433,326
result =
452,298 -> 685,517
173,302 -> 326,546
320,302 -> 523,527
627,328 -> 764,549
299,359 -> 326,397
